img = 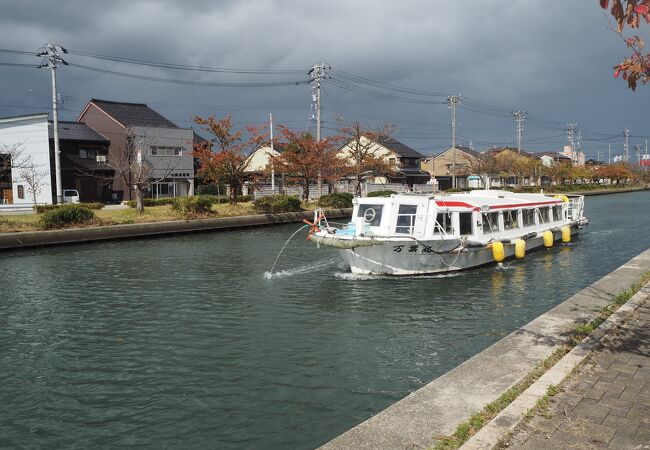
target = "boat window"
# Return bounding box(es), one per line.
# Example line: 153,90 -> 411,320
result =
357,204 -> 384,226
459,212 -> 473,235
395,204 -> 418,234
537,207 -> 550,224
522,209 -> 535,227
482,212 -> 500,234
503,210 -> 519,230
433,212 -> 453,234
553,205 -> 564,221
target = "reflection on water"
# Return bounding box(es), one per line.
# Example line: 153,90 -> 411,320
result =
0,191 -> 649,450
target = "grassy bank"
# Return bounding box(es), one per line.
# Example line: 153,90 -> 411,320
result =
0,202 -> 261,233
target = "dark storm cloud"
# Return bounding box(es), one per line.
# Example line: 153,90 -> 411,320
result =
1,0 -> 648,158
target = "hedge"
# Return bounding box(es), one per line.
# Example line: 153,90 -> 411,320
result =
253,194 -> 302,213
318,192 -> 353,208
366,190 -> 397,197
39,204 -> 95,229
171,196 -> 215,216
36,202 -> 104,213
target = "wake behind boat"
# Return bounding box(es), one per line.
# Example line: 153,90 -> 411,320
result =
307,190 -> 588,275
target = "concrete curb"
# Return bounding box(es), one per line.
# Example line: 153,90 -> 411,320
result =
461,281 -> 650,450
0,208 -> 352,251
319,249 -> 650,450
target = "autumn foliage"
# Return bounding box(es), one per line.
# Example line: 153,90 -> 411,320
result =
273,127 -> 344,201
194,115 -> 267,204
600,0 -> 650,89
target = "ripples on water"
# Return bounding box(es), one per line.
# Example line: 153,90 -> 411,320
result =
1,191 -> 649,449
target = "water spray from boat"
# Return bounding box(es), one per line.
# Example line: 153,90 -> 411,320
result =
265,224 -> 309,278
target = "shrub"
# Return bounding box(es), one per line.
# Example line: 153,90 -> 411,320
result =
40,204 -> 95,229
196,183 -> 226,196
171,196 -> 215,217
36,202 -> 104,213
125,198 -> 176,208
318,192 -> 354,208
253,194 -> 302,213
367,190 -> 397,197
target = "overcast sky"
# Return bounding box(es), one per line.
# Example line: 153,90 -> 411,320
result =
1,0 -> 648,159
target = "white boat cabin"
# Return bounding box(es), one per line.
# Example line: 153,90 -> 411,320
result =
350,190 -> 581,243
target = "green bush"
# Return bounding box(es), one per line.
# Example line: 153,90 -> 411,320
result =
35,202 -> 104,213
318,192 -> 354,208
367,190 -> 397,197
253,194 -> 302,213
196,183 -> 226,196
171,196 -> 215,216
125,198 -> 176,208
39,204 -> 95,229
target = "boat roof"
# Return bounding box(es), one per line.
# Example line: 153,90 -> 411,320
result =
360,190 -> 565,211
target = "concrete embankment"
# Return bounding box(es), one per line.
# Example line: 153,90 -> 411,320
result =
320,248 -> 650,450
0,208 -> 352,251
567,186 -> 648,196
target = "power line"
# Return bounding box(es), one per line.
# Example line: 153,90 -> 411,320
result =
68,62 -> 309,87
67,48 -> 305,75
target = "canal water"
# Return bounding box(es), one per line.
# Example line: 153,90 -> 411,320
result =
1,191 -> 649,449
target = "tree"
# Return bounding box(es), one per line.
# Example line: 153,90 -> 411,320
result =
17,159 -> 49,208
338,121 -> 394,196
274,127 -> 343,201
600,0 -> 650,90
103,131 -> 177,213
194,115 -> 267,205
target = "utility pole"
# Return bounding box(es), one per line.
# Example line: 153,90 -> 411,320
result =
309,63 -> 329,197
597,150 -> 601,164
623,127 -> 630,163
512,110 -> 526,154
447,95 -> 461,189
608,144 -> 611,165
566,123 -> 577,165
269,112 -> 275,192
37,43 -> 67,204
636,144 -> 641,166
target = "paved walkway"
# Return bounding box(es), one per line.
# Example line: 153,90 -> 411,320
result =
507,296 -> 650,449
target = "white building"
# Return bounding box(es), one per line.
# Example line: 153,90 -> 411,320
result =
0,113 -> 53,209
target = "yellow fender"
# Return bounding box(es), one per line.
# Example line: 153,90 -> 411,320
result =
553,194 -> 570,203
543,230 -> 554,248
514,239 -> 526,259
492,241 -> 505,263
561,225 -> 571,243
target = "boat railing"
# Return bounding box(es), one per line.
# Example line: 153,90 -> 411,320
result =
566,195 -> 585,221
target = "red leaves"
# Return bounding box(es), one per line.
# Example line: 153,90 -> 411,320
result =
600,0 -> 650,89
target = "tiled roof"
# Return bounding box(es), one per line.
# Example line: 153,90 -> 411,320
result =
374,136 -> 424,158
90,99 -> 179,128
49,121 -> 108,142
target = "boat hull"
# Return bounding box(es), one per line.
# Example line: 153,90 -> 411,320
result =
336,228 -> 581,276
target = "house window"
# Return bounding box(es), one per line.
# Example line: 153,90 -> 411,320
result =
150,146 -> 182,156
17,185 -> 24,199
395,204 -> 418,234
482,212 -> 499,234
79,148 -> 98,159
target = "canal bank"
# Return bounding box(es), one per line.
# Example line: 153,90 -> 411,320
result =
320,248 -> 650,450
0,208 -> 352,250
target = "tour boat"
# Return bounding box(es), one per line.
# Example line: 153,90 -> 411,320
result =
307,190 -> 588,275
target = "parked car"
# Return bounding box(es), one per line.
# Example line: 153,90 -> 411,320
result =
62,189 -> 80,203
